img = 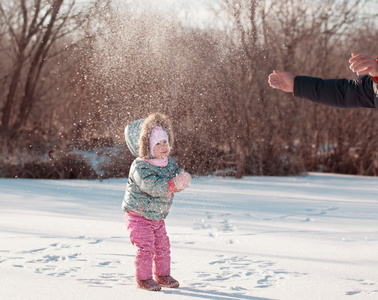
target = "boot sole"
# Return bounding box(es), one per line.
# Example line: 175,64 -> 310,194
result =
158,283 -> 179,288
137,285 -> 161,291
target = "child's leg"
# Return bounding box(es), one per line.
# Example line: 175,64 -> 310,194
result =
152,220 -> 171,276
125,212 -> 156,280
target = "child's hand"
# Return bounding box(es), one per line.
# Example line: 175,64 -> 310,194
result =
174,171 -> 191,190
167,171 -> 191,195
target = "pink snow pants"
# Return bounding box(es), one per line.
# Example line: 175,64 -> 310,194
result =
125,211 -> 171,280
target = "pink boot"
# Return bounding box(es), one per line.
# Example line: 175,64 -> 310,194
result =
154,275 -> 179,288
136,279 -> 161,291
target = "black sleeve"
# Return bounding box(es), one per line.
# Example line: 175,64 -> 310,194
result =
293,75 -> 376,108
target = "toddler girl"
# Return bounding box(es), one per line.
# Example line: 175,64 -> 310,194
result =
122,113 -> 191,291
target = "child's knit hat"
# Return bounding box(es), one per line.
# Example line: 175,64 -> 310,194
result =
149,126 -> 170,157
124,113 -> 174,158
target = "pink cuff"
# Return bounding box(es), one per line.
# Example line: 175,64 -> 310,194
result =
167,179 -> 178,195
372,58 -> 378,83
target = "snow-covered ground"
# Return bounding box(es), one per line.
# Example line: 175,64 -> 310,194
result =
1,173 -> 377,300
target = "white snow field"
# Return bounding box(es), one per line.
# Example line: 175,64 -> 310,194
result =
1,173 -> 377,300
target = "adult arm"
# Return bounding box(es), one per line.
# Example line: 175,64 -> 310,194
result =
293,75 -> 376,108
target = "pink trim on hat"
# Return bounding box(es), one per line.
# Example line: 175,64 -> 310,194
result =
149,126 -> 170,157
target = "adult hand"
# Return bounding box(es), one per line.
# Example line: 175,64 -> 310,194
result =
349,53 -> 378,77
268,70 -> 295,93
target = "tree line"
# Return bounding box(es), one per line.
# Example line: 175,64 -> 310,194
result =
0,0 -> 377,178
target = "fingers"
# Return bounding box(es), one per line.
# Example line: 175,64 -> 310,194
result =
268,70 -> 281,89
350,56 -> 372,67
349,53 -> 371,65
268,70 -> 294,92
356,68 -> 372,76
351,64 -> 373,76
349,53 -> 367,63
349,53 -> 375,75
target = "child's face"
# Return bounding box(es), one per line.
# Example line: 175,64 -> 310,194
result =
153,139 -> 170,159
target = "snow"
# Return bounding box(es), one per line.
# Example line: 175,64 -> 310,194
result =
1,173 -> 377,300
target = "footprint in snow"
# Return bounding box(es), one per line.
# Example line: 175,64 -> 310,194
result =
197,255 -> 306,291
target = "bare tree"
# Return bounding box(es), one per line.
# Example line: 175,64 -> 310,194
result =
0,0 -> 85,139
4,0 -> 373,178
